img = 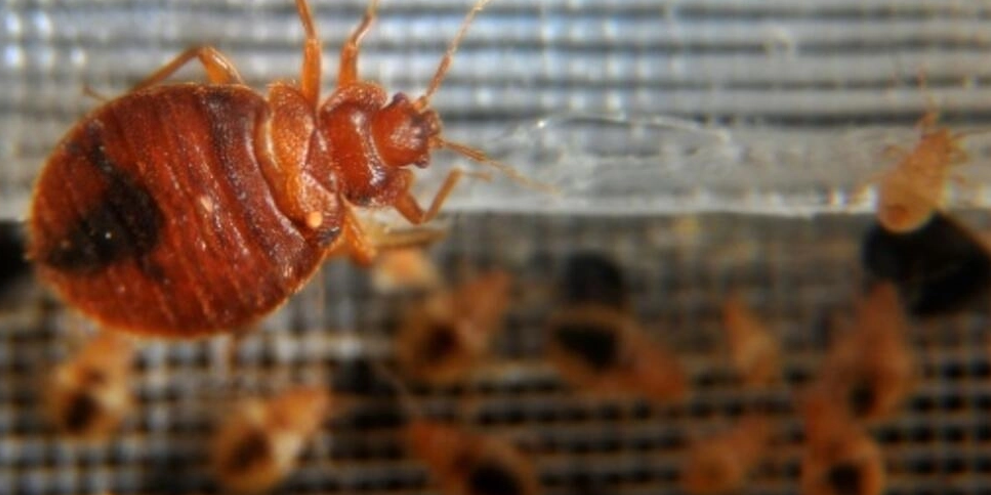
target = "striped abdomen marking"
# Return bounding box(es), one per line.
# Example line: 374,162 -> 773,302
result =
30,85 -> 333,337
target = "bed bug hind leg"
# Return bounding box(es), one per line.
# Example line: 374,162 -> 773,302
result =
129,46 -> 244,93
322,208 -> 379,266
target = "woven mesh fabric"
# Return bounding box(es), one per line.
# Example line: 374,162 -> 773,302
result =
2,213 -> 991,494
5,0 -> 991,216
3,1 -> 991,494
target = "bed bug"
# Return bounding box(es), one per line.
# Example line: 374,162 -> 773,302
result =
27,0 -> 505,338
722,294 -> 780,388
800,392 -> 886,495
408,421 -> 542,495
46,333 -> 134,439
811,283 -> 916,422
395,270 -> 512,383
371,246 -> 443,294
546,304 -> 687,403
560,251 -> 628,311
865,70 -> 981,234
211,386 -> 330,494
680,416 -> 771,495
367,361 -> 541,495
871,106 -> 972,233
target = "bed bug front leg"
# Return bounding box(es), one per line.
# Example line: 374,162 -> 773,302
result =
293,0 -> 323,107
337,0 -> 380,87
393,170 -> 466,224
129,46 -> 244,92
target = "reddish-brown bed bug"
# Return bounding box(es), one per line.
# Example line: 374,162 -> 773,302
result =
364,361 -> 542,495
546,304 -> 687,403
28,0 -> 504,338
408,421 -> 542,495
800,391 -> 886,495
680,416 -> 771,495
211,386 -> 330,494
722,294 -> 781,388
46,333 -> 135,439
810,283 -> 916,423
871,106 -> 971,234
394,270 -> 512,384
371,246 -> 443,294
860,71 -> 981,234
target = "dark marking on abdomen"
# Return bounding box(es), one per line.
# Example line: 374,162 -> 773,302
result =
39,123 -> 164,273
552,322 -> 621,371
223,429 -> 272,474
467,461 -> 524,495
62,392 -> 100,434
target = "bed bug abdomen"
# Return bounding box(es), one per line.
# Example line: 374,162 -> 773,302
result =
30,84 -> 333,338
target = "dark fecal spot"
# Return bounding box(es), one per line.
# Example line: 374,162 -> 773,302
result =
420,323 -> 461,362
0,220 -> 30,295
41,181 -> 163,272
41,128 -> 164,273
224,430 -> 272,474
848,380 -> 876,417
862,213 -> 991,316
562,252 -> 627,309
63,392 -> 100,433
553,323 -> 619,371
826,462 -> 862,494
467,461 -> 524,495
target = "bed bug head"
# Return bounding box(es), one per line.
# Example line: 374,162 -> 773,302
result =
374,0 -> 551,192
369,0 -> 493,170
370,93 -> 442,169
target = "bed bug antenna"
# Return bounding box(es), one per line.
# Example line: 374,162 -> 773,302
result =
436,137 -> 560,194
412,0 -> 557,195
415,0 -> 494,111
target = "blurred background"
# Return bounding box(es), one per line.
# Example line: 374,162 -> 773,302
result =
3,1 -> 991,494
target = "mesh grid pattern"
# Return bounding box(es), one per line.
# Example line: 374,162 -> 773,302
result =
2,213 -> 991,494
6,1 -> 991,216
5,0 -> 991,494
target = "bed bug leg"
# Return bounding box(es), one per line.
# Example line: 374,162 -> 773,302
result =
394,169 -> 467,224
129,46 -> 244,92
415,0 -> 493,110
338,0 -> 381,87
81,84 -> 110,102
324,209 -> 379,266
293,0 -> 323,107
